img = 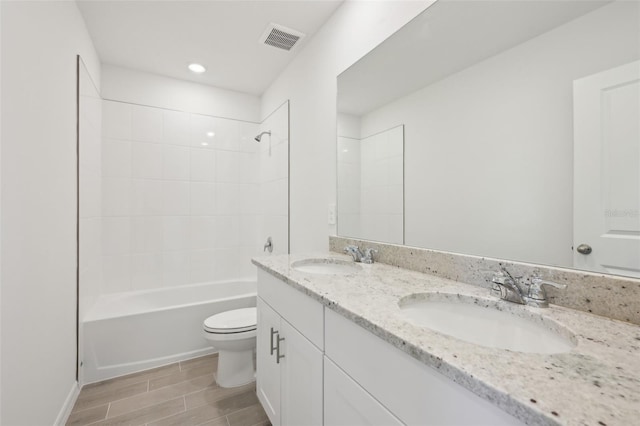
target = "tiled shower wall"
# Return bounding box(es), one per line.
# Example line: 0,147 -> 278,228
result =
79,62 -> 103,320
359,126 -> 403,244
100,100 -> 261,293
337,125 -> 403,244
258,101 -> 289,256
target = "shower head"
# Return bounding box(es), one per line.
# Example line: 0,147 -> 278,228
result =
255,131 -> 271,142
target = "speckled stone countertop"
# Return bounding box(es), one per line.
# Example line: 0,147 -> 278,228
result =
252,253 -> 640,426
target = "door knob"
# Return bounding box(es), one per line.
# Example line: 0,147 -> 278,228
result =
576,244 -> 592,255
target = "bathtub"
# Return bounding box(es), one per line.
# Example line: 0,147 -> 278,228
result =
82,280 -> 256,384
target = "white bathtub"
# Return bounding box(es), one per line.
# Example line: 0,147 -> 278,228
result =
82,280 -> 256,384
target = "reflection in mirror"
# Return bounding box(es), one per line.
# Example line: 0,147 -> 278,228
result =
337,0 -> 640,278
337,119 -> 404,244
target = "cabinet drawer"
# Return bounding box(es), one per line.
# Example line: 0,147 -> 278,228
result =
325,308 -> 524,425
324,356 -> 402,426
257,269 -> 324,350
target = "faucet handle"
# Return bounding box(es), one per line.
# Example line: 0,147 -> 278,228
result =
362,248 -> 378,264
528,275 -> 566,302
344,245 -> 363,262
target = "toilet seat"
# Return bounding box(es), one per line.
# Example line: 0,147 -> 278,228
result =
204,307 -> 256,334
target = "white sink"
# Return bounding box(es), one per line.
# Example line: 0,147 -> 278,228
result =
398,293 -> 576,354
291,258 -> 362,275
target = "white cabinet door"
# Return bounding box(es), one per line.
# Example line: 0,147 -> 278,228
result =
574,60 -> 640,277
280,320 -> 323,426
324,356 -> 403,426
256,298 -> 281,425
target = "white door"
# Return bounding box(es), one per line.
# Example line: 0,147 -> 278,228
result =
256,298 -> 282,425
574,60 -> 640,277
280,320 -> 323,426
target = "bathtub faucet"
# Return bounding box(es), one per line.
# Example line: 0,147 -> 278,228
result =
264,237 -> 273,253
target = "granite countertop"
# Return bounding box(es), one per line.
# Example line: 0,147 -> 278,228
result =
252,253 -> 640,426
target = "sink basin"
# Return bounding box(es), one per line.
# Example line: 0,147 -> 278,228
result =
291,258 -> 362,275
398,293 -> 576,354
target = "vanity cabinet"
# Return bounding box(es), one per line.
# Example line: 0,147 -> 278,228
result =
256,270 -> 323,426
257,268 -> 524,426
324,308 -> 524,425
324,355 -> 403,426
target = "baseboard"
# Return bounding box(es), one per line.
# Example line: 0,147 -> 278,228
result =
54,381 -> 80,426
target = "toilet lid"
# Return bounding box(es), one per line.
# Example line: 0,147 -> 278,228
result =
204,307 -> 257,333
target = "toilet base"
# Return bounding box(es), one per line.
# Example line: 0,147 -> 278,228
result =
216,349 -> 255,388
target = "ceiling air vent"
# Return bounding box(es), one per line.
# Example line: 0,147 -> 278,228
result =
260,23 -> 305,51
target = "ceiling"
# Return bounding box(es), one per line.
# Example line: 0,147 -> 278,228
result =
77,0 -> 343,96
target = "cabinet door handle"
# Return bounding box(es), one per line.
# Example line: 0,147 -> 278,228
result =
276,335 -> 285,364
270,327 -> 278,356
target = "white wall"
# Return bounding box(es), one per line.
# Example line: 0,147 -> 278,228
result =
261,0 -> 432,252
0,1 -> 101,424
102,65 -> 260,122
358,1 -> 640,267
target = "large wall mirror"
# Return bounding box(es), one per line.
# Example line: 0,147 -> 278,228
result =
336,0 -> 640,278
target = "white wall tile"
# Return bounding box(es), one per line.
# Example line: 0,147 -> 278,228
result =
132,141 -> 163,179
162,181 -> 190,216
162,145 -> 189,180
261,179 -> 287,216
80,171 -> 102,218
216,150 -> 239,183
239,215 -> 259,248
132,104 -> 162,143
214,215 -> 239,248
239,184 -> 259,215
273,142 -> 288,180
189,182 -> 216,215
238,247 -> 258,280
189,216 -> 215,250
216,183 -> 240,215
212,117 -> 240,151
238,122 -> 260,153
162,216 -> 190,251
102,217 -> 130,255
238,152 -> 259,184
103,101 -> 131,140
162,109 -> 190,145
79,218 -> 101,270
103,139 -> 131,178
189,249 -> 215,283
190,114 -> 216,148
130,253 -> 163,290
261,215 -> 288,255
189,148 -> 215,182
131,216 -> 163,253
102,177 -> 131,217
131,179 -> 163,216
213,248 -> 239,281
102,255 -> 131,293
162,251 -> 189,287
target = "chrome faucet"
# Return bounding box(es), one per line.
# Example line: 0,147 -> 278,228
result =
490,267 -> 566,308
491,267 -> 526,304
344,245 -> 378,264
526,274 -> 567,308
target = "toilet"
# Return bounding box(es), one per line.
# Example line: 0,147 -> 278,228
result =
202,307 -> 257,388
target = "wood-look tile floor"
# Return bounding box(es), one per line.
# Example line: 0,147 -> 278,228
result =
67,354 -> 269,426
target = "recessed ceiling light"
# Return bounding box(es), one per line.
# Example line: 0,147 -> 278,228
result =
188,63 -> 206,73
201,142 -> 209,146
206,131 -> 215,138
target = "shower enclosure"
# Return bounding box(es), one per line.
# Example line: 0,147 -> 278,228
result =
77,60 -> 289,382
